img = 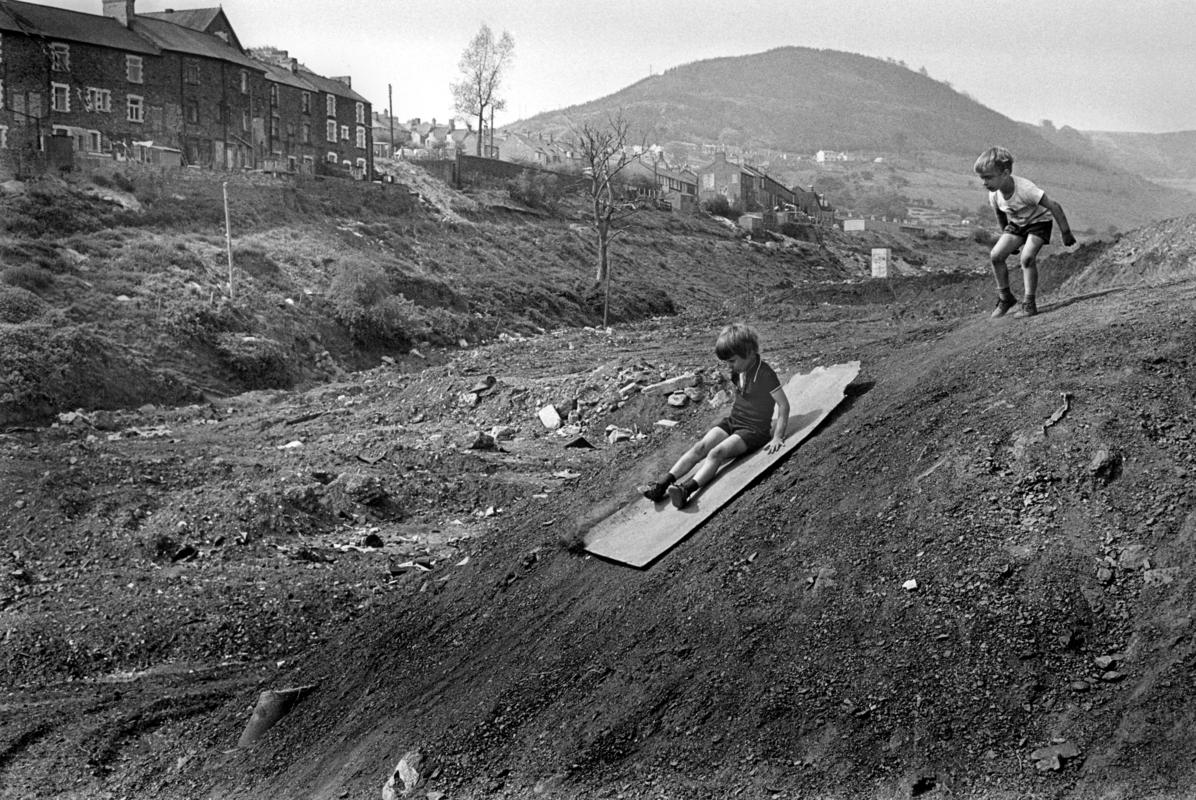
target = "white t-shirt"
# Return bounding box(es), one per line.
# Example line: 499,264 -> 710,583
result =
990,175 -> 1051,226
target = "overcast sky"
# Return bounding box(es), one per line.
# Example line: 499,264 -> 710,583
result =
40,0 -> 1196,134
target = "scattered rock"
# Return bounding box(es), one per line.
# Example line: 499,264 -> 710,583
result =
667,391 -> 689,407
606,426 -> 633,444
1030,741 -> 1080,771
469,431 -> 497,451
382,750 -> 425,799
642,373 -> 698,396
538,405 -> 562,430
237,685 -> 317,748
1088,448 -> 1122,485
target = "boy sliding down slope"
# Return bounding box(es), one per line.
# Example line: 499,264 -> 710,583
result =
641,323 -> 789,509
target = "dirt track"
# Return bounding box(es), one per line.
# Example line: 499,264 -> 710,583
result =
3,220 -> 1196,799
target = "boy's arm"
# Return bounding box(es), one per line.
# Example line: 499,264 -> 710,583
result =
1039,193 -> 1076,246
766,387 -> 790,454
990,195 -> 1008,230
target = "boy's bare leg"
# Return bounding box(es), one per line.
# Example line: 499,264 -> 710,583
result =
690,434 -> 749,487
989,233 -> 1024,293
1020,235 -> 1047,297
668,427 -> 729,483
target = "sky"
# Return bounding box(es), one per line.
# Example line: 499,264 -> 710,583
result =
37,0 -> 1196,134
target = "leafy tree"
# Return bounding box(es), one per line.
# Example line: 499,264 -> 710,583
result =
451,25 -> 515,156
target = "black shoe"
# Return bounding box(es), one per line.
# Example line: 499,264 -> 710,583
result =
1014,297 -> 1038,318
667,482 -> 694,509
990,294 -> 1017,318
641,481 -> 670,502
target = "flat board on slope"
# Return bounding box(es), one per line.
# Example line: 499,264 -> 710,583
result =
584,361 -> 861,568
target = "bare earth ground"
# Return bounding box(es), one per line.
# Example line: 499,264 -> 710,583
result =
3,183 -> 1196,798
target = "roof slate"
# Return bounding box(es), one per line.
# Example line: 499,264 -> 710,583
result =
130,15 -> 261,70
0,0 -> 159,54
140,7 -> 220,31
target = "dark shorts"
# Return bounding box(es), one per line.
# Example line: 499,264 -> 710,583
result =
716,418 -> 771,452
1003,219 -> 1053,242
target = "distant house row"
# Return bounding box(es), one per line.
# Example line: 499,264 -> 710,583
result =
372,113 -> 833,223
0,0 -> 373,176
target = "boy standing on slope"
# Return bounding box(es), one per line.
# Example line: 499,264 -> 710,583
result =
641,323 -> 790,509
974,146 -> 1076,318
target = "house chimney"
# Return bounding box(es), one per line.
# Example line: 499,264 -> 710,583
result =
290,58 -> 299,74
102,0 -> 134,26
331,76 -> 352,88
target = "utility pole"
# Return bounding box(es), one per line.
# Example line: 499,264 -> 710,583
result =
388,84 -> 394,160
223,182 -> 234,300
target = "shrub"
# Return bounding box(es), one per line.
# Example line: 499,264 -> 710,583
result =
0,286 -> 48,323
704,195 -> 736,219
214,332 -> 293,388
2,264 -> 54,292
508,169 -> 562,210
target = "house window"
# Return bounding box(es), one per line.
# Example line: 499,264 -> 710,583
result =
285,121 -> 294,139
50,43 -> 70,72
701,174 -> 714,190
240,70 -> 248,94
86,87 -> 111,112
301,121 -> 311,144
269,84 -> 278,106
184,59 -> 200,84
126,55 -> 143,83
326,120 -> 337,142
326,151 -> 337,164
355,125 -> 366,149
356,157 -> 366,173
325,94 -> 335,117
185,100 -> 199,123
51,82 -> 70,112
127,94 -> 143,122
339,125 -> 348,141
355,102 -> 364,124
301,92 -> 310,114
270,115 -> 279,138
86,130 -> 101,152
0,125 -> 7,149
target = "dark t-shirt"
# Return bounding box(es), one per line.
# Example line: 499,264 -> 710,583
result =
728,358 -> 780,436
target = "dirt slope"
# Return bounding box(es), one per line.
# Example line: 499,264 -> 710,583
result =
2,211 -> 1195,799
188,269 -> 1193,800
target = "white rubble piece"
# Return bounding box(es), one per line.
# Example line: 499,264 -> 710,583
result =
538,405 -> 562,430
642,373 -> 698,396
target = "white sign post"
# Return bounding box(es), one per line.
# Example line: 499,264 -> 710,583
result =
871,247 -> 890,279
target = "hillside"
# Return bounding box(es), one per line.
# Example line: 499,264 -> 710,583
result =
2,159 -> 1196,798
0,166 -> 985,428
1081,130 -> 1196,196
512,47 -> 1196,233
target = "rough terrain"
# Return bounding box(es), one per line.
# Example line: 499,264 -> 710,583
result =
2,170 -> 1196,800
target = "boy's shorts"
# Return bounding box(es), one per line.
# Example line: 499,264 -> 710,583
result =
1003,219 -> 1053,242
716,418 -> 771,452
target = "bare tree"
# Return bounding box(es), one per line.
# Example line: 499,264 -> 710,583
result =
451,25 -> 514,157
574,112 -> 646,326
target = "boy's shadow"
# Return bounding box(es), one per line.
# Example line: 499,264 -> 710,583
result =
1040,288 -> 1125,315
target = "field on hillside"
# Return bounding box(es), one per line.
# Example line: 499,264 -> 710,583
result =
2,169 -> 1196,800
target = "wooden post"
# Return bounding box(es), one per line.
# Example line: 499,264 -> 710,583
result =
223,181 -> 234,300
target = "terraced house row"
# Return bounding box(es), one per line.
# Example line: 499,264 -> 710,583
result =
0,0 -> 373,176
